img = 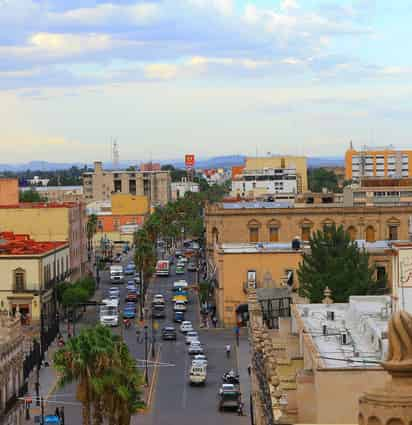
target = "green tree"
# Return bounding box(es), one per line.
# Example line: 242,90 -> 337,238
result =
134,228 -> 156,282
308,168 -> 339,193
19,189 -> 45,202
297,225 -> 384,303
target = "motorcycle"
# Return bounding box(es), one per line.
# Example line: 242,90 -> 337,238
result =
123,318 -> 131,329
222,370 -> 240,384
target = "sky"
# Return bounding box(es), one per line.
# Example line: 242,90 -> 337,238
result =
1,0 -> 412,163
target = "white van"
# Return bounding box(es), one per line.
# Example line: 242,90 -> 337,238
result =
110,265 -> 124,284
189,364 -> 207,385
99,299 -> 119,327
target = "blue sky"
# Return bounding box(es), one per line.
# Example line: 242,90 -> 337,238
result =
1,0 -> 412,163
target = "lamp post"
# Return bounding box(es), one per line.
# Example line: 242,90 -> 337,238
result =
144,325 -> 149,385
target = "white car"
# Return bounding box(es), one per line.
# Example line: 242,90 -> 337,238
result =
185,331 -> 199,345
193,354 -> 208,367
153,294 -> 165,303
180,321 -> 193,333
188,342 -> 204,355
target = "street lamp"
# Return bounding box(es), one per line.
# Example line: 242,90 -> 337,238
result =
144,325 -> 149,385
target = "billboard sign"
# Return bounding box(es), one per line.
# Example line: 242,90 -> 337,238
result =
185,154 -> 195,169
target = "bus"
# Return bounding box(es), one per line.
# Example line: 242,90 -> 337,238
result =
156,260 -> 170,276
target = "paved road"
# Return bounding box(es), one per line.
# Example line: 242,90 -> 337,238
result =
137,262 -> 249,425
40,253 -> 248,425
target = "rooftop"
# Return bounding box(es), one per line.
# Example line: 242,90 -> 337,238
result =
219,242 -> 306,253
294,296 -> 391,369
0,202 -> 80,209
222,201 -> 295,209
0,232 -> 67,256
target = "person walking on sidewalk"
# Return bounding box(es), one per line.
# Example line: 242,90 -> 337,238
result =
212,316 -> 217,328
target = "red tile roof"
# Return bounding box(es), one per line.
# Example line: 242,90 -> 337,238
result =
0,232 -> 67,255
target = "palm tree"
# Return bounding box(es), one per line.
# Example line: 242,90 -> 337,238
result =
86,214 -> 98,259
54,326 -> 116,425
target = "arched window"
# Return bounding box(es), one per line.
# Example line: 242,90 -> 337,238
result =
365,226 -> 376,243
248,220 -> 261,243
14,268 -> 26,292
347,226 -> 357,241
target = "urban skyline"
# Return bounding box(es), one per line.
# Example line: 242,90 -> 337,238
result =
2,1 -> 412,162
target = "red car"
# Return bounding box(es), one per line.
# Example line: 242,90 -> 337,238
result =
125,292 -> 138,303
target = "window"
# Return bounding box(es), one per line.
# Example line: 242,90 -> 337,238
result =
14,269 -> 26,292
347,226 -> 357,241
301,226 -> 311,242
365,226 -> 376,243
249,227 -> 259,243
269,226 -> 279,242
388,225 -> 398,241
114,180 -> 122,192
376,266 -> 386,282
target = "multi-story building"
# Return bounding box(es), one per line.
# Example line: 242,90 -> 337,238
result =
248,293 -> 392,424
0,202 -> 87,279
83,161 -> 171,206
243,155 -> 308,192
345,144 -> 412,181
171,179 -> 200,200
26,185 -> 84,203
0,232 -> 69,326
0,313 -> 26,425
231,167 -> 297,199
205,201 -> 412,248
0,178 -> 18,206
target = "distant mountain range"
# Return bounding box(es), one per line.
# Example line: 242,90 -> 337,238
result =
0,155 -> 344,172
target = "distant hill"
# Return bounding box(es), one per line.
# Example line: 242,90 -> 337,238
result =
0,155 -> 344,172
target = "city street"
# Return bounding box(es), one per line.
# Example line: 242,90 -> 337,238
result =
39,253 -> 249,425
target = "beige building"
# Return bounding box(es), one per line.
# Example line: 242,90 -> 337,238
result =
83,161 -> 171,206
205,202 -> 412,250
29,185 -> 84,203
0,313 -> 26,425
0,232 -> 69,326
244,155 -> 308,192
210,243 -> 302,326
0,178 -> 18,206
0,202 -> 87,279
248,292 -> 391,424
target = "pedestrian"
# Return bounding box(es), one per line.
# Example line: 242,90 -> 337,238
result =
212,316 -> 217,328
225,344 -> 231,358
237,400 -> 244,416
55,407 -> 60,418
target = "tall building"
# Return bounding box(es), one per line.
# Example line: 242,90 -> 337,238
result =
244,155 -> 308,192
345,144 -> 412,181
83,161 -> 171,206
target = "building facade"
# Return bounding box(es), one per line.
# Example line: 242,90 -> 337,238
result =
25,185 -> 84,203
205,202 -> 412,249
0,232 -> 69,326
171,180 -> 200,200
83,161 -> 171,206
0,179 -> 18,206
231,167 -> 298,199
0,313 -> 26,425
345,145 -> 412,181
244,156 -> 308,192
0,202 -> 87,279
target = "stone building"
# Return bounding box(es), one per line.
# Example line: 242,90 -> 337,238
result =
83,161 -> 171,206
205,201 -> 412,249
0,312 -> 26,425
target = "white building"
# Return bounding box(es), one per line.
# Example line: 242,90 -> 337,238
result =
231,167 -> 297,199
27,176 -> 49,186
171,179 -> 200,200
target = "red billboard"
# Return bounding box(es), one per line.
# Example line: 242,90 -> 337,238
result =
185,154 -> 195,169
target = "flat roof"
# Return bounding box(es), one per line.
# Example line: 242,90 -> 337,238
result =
0,232 -> 67,255
294,296 -> 391,369
0,202 -> 80,209
219,242 -> 305,253
222,201 -> 294,209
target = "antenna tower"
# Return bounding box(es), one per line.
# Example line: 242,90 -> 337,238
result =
111,138 -> 119,169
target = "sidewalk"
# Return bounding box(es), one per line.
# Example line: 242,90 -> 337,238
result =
236,329 -> 251,417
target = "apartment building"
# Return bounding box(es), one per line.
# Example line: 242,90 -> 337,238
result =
345,144 -> 412,181
231,167 -> 298,199
171,179 -> 200,200
83,161 -> 171,206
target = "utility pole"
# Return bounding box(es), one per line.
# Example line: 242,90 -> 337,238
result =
144,325 -> 149,385
139,270 -> 144,322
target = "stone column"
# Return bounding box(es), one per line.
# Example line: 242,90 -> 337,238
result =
359,311 -> 412,425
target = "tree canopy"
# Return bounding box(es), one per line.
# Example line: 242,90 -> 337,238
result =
308,168 -> 339,193
297,224 -> 387,303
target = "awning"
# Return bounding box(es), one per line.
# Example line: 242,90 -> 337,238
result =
236,304 -> 248,314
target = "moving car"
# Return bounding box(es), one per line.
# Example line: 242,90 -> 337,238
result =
125,292 -> 138,303
124,264 -> 135,275
218,384 -> 241,411
188,342 -> 204,355
189,364 -> 207,385
192,354 -> 208,367
122,306 -> 136,319
174,300 -> 187,312
174,311 -> 185,323
153,294 -> 165,304
99,299 -> 119,327
172,294 -> 188,304
187,261 -> 198,272
180,321 -> 193,333
152,305 -> 166,318
185,331 -> 199,345
162,326 -> 177,340
176,265 -> 185,275
110,265 -> 124,284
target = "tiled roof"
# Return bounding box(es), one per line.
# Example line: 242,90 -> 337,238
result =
0,232 -> 67,255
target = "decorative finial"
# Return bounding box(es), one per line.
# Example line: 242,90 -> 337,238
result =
322,286 -> 333,304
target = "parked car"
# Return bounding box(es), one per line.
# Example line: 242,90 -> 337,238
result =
162,326 -> 177,340
125,292 -> 138,303
180,321 -> 193,333
134,274 -> 141,284
124,264 -> 135,275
